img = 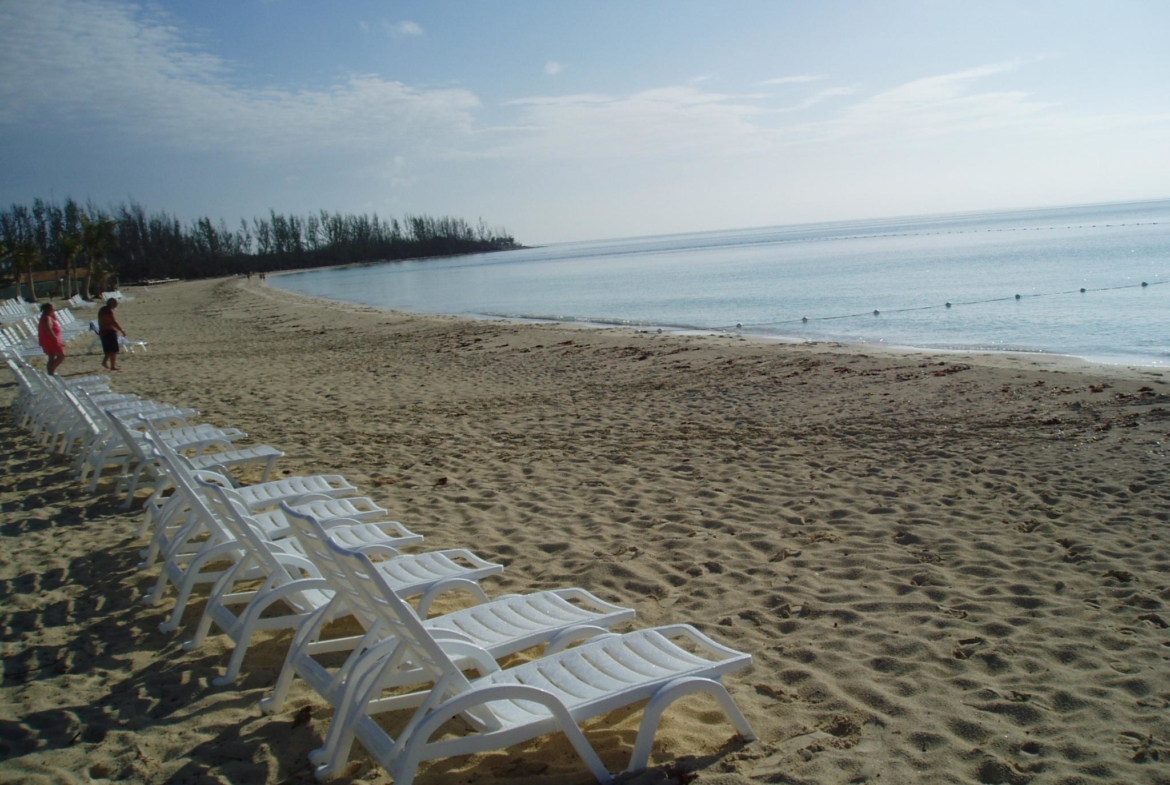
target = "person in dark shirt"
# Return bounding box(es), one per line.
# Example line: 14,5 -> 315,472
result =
97,298 -> 128,371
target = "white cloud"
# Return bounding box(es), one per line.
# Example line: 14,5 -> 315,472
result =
813,60 -> 1051,139
388,20 -> 423,37
500,85 -> 771,160
544,60 -> 564,76
495,59 -> 1169,170
0,1 -> 471,159
760,75 -> 822,86
777,85 -> 857,113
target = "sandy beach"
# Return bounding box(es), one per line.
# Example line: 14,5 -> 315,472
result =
2,276 -> 1169,785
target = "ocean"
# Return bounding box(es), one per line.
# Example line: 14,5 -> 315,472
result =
270,199 -> 1170,367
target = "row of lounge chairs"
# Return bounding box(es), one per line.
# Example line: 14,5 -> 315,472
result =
1,305 -> 90,356
3,359 -> 756,783
0,299 -> 147,356
2,296 -> 38,318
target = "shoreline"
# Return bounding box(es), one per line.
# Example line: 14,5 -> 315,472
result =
257,275 -> 1170,376
4,276 -> 1169,784
251,276 -> 1168,383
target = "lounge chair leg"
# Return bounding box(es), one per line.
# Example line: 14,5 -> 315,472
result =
212,644 -> 248,686
261,604 -> 335,715
625,678 -> 756,774
159,579 -> 197,632
183,606 -> 216,652
142,570 -> 170,606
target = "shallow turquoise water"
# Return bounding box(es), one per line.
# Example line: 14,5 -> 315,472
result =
271,199 -> 1170,366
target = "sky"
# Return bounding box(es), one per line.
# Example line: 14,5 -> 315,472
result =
1,1 -> 1168,245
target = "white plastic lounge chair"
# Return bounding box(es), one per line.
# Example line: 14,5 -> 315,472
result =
87,319 -> 146,354
133,423 -> 363,629
77,405 -> 243,493
184,480 -> 500,685
104,412 -> 284,509
260,504 -> 635,737
135,410 -> 361,526
4,360 -> 110,433
138,479 -> 407,635
139,487 -> 415,569
297,531 -> 756,783
134,426 -> 502,684
135,422 -> 459,624
43,384 -> 195,457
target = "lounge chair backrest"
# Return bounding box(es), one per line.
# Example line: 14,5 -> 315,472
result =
281,505 -> 488,720
105,409 -> 153,462
5,357 -> 36,396
277,504 -> 389,633
197,480 -> 303,582
58,384 -> 105,439
138,421 -> 236,544
307,514 -> 494,730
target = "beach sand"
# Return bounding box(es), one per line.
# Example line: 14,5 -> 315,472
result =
2,276 -> 1169,784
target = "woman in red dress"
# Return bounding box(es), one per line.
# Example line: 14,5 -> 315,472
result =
38,302 -> 66,375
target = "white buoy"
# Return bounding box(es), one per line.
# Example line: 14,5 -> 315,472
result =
802,316 -> 808,323
945,302 -> 952,308
873,309 -> 880,316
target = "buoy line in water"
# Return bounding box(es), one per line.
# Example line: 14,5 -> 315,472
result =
727,221 -> 1163,249
726,278 -> 1168,331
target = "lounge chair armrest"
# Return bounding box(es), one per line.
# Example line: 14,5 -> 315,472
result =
192,469 -> 234,487
411,684 -> 577,752
246,577 -> 333,607
435,640 -> 501,676
353,542 -> 402,559
272,552 -> 326,580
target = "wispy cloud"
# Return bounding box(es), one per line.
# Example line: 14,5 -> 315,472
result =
387,20 -> 423,37
760,75 -> 822,86
501,86 -> 770,159
496,59 -> 1166,165
816,60 -> 1050,139
0,1 -> 470,159
777,85 -> 857,113
2,2 -> 1163,217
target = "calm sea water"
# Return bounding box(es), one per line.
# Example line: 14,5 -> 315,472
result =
272,199 -> 1170,367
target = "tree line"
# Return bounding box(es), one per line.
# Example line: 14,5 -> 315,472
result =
0,197 -> 518,300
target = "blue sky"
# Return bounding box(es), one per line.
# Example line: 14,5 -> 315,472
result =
1,1 -> 1168,244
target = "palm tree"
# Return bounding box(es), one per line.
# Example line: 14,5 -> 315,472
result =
0,240 -> 13,292
11,241 -> 42,302
60,233 -> 83,299
81,216 -> 118,298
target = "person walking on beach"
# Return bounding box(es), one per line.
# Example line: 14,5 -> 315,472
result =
97,297 -> 128,371
38,302 -> 66,375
